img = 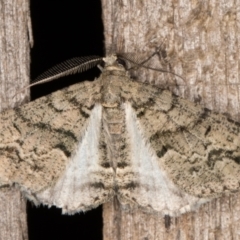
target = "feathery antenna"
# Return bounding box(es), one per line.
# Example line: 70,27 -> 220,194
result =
13,56 -> 103,97
14,52 -> 184,98
117,52 -> 184,81
32,56 -> 103,87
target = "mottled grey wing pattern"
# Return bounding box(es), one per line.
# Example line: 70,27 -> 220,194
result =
121,80 -> 240,199
1,54 -> 240,216
0,80 -> 103,194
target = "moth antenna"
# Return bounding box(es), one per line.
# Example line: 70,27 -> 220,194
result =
117,53 -> 184,81
14,56 -> 103,97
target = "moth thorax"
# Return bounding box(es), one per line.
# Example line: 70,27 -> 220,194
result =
101,92 -> 121,107
101,79 -> 123,107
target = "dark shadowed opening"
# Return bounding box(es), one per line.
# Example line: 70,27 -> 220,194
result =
31,0 -> 104,99
29,0 -> 104,240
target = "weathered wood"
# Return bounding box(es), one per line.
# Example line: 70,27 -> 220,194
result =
102,0 -> 240,239
0,0 -> 31,239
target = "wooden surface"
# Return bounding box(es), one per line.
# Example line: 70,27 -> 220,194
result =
0,0 -> 31,239
102,0 -> 240,239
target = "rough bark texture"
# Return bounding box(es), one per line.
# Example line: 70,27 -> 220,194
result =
102,0 -> 240,239
0,0 -> 31,239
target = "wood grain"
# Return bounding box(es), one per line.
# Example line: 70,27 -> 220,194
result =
102,0 -> 240,239
0,0 -> 31,239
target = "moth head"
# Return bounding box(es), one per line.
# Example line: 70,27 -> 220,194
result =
102,54 -> 127,72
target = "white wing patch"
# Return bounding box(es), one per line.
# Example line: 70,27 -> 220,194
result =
35,104 -> 114,213
118,103 -> 209,216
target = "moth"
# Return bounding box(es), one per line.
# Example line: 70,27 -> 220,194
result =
0,54 -> 240,217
